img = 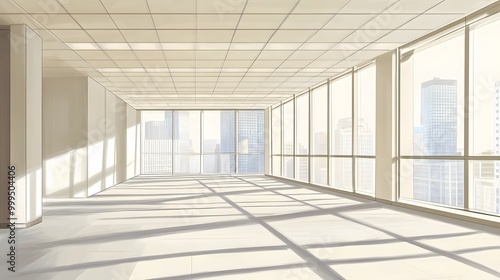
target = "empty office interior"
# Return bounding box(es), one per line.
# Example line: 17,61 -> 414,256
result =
0,0 -> 500,279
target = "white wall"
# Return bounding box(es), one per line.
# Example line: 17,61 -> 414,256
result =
87,78 -> 106,196
43,77 -> 141,198
0,28 -> 10,226
115,96 -> 127,184
104,90 -> 116,189
43,77 -> 88,198
126,105 -> 139,179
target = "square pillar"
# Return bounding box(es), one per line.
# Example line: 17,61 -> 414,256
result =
375,51 -> 397,202
10,25 -> 43,228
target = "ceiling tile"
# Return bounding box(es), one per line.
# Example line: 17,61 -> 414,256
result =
40,15 -> 80,29
87,30 -> 126,43
75,50 -> 109,60
114,60 -> 144,67
400,14 -> 463,29
281,15 -> 333,29
147,0 -> 195,13
100,0 -> 150,13
60,0 -> 107,13
73,15 -> 116,29
331,42 -> 369,50
238,15 -> 287,30
360,14 -> 418,30
87,60 -> 118,68
226,51 -> 259,60
287,50 -> 324,60
307,30 -> 352,43
270,30 -> 316,42
385,0 -> 442,13
257,50 -> 294,60
323,15 -> 375,29
197,15 -> 240,29
12,0 -> 66,13
52,30 -> 93,42
339,0 -> 399,13
0,0 -> 25,13
164,50 -> 195,60
364,42 -> 402,50
197,30 -> 233,42
232,30 -> 274,42
195,50 -> 226,60
112,15 -> 155,29
196,60 -> 223,68
426,0 -> 494,14
152,14 -> 195,29
293,0 -> 350,13
342,29 -> 391,43
197,0 -> 245,13
223,60 -> 253,68
348,50 -> 388,60
43,41 -> 70,50
134,50 -> 164,60
244,0 -> 297,13
157,30 -> 195,42
35,29 -> 59,42
377,29 -> 429,43
106,50 -> 137,60
122,30 -> 159,42
168,60 -> 194,67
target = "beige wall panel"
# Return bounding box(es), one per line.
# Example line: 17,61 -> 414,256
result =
87,78 -> 106,196
0,29 -> 10,225
43,77 -> 88,198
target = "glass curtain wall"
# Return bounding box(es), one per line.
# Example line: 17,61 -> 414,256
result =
400,11 -> 500,216
270,65 -> 376,195
142,110 -> 264,174
270,5 -> 500,217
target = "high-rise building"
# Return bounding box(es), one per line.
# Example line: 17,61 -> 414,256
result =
421,78 -> 458,156
334,118 -> 373,189
414,78 -> 463,206
218,111 -> 236,173
143,112 -> 173,174
238,111 -> 265,173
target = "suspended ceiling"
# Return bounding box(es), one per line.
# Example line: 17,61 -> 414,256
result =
0,0 -> 496,109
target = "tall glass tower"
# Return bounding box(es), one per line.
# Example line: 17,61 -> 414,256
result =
414,78 -> 463,206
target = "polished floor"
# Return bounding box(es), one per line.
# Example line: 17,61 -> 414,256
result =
1,175 -> 500,280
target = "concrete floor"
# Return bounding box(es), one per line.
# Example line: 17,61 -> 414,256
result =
1,175 -> 500,280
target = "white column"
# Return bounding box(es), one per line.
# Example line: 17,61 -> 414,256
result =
10,25 -> 43,228
375,51 -> 397,202
0,28 -> 10,226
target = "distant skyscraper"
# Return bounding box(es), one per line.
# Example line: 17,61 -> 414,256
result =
143,111 -> 173,174
414,78 -> 463,206
218,111 -> 236,173
334,118 -> 373,190
238,111 -> 265,173
421,78 -> 458,156
413,126 -> 424,155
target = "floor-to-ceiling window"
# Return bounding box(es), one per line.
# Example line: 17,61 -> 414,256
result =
311,84 -> 328,185
269,4 -> 500,218
270,65 -> 376,195
330,73 -> 353,190
356,63 -> 376,195
142,110 -> 264,174
400,27 -> 465,208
